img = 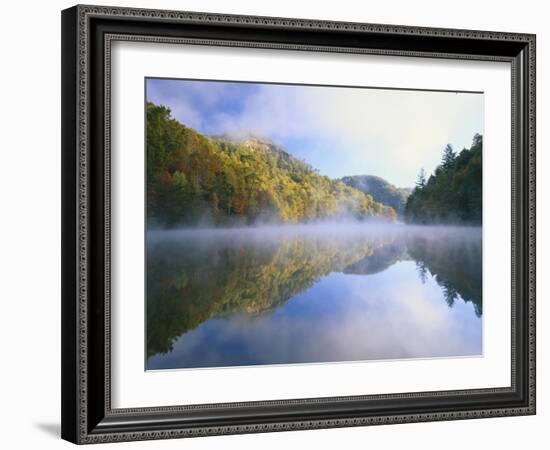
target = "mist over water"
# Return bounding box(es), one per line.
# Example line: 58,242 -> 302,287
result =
146,223 -> 482,370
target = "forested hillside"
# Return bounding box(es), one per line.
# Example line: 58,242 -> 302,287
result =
405,134 -> 482,225
340,175 -> 410,216
147,102 -> 396,226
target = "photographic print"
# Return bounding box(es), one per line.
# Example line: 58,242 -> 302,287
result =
145,78 -> 483,370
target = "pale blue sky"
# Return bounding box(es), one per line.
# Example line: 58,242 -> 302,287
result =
147,78 -> 483,188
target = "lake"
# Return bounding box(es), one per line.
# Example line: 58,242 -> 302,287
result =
146,224 -> 482,370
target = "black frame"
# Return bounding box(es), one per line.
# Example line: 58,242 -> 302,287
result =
61,4 -> 536,444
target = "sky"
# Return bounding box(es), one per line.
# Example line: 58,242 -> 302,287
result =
146,78 -> 483,188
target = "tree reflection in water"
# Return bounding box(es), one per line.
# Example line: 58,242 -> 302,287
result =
146,225 -> 482,365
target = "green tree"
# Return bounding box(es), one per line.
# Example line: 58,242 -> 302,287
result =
441,144 -> 456,171
416,168 -> 427,189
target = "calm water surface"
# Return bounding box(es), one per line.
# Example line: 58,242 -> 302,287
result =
146,225 -> 482,369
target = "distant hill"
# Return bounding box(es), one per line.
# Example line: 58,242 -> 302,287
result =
146,102 -> 396,226
340,175 -> 411,216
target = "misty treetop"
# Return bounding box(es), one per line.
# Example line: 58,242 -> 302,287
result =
405,134 -> 482,225
147,102 -> 396,227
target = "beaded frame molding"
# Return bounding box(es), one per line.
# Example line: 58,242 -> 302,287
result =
61,4 -> 536,444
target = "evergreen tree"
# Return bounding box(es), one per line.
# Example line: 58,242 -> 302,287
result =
441,144 -> 456,170
416,168 -> 427,189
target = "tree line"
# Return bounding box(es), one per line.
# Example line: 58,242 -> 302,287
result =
405,134 -> 482,225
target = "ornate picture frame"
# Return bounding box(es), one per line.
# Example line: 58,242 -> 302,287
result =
61,4 -> 536,444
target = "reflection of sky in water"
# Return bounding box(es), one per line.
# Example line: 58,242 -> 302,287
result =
147,260 -> 481,369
